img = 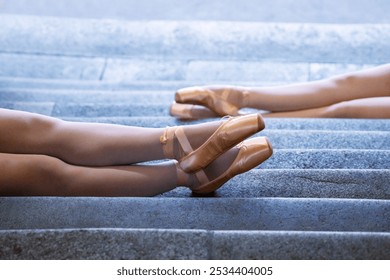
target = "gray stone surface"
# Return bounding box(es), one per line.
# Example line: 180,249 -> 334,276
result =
262,149 -> 390,169
0,229 -> 389,260
0,53 -> 105,80
0,228 -> 209,260
1,0 -> 389,24
263,130 -> 390,150
1,15 -> 389,64
163,169 -> 390,199
1,197 -> 389,232
211,231 -> 390,260
0,53 -> 379,82
51,103 -> 169,117
185,61 -> 309,83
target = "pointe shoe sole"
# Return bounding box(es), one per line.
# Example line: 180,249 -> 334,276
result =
179,113 -> 265,173
192,137 -> 273,194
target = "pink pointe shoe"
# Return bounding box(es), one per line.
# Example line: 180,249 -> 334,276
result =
172,86 -> 250,119
160,113 -> 265,173
191,137 -> 273,194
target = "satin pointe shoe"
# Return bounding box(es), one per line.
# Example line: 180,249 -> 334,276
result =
191,136 -> 273,194
169,102 -> 220,120
175,86 -> 250,117
160,113 -> 265,173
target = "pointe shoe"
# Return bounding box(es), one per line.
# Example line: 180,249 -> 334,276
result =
191,137 -> 273,194
175,86 -> 249,117
169,102 -> 220,120
160,113 -> 265,173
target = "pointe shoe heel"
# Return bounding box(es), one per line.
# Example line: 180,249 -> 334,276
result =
179,113 -> 265,173
175,86 -> 248,117
192,136 -> 273,194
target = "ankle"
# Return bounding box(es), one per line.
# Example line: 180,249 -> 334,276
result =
237,86 -> 251,108
175,162 -> 190,186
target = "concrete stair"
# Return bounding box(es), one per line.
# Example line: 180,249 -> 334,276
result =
0,15 -> 389,259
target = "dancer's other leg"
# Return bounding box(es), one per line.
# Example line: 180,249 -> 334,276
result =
245,64 -> 390,112
173,64 -> 390,117
262,97 -> 390,118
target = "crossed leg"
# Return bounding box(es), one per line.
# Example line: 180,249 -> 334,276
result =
0,153 -> 181,196
0,109 -> 258,196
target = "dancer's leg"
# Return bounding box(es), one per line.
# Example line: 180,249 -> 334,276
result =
263,97 -> 390,118
173,64 -> 390,118
0,140 -> 256,196
0,109 -> 226,166
0,152 -> 182,196
244,64 -> 390,112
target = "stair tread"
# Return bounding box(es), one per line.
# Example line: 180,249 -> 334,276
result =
1,15 -> 389,64
1,197 -> 389,232
1,228 -> 389,260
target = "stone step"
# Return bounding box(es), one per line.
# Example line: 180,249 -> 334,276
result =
1,15 -> 388,64
0,52 -> 380,82
263,149 -> 389,169
165,169 -> 390,199
0,228 -> 389,260
1,197 -> 389,231
0,76 -> 279,90
2,0 -> 389,24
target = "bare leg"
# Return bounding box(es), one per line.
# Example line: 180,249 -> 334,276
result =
263,97 -> 390,118
0,108 -> 225,166
244,64 -> 390,112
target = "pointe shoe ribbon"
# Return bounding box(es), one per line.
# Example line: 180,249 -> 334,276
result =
174,127 -> 209,185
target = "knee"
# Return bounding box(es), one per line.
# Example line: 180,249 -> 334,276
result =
0,154 -> 74,195
322,102 -> 353,118
33,155 -> 75,194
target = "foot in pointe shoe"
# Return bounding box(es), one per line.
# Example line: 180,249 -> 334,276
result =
160,113 -> 265,173
174,85 -> 250,118
188,136 -> 273,194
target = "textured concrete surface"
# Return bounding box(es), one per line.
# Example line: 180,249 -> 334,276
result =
1,197 -> 389,232
0,228 -> 209,260
262,150 -> 390,169
0,229 -> 389,260
211,231 -> 390,260
1,0 -> 389,24
163,169 -> 390,199
1,16 -> 389,64
1,53 -> 380,82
